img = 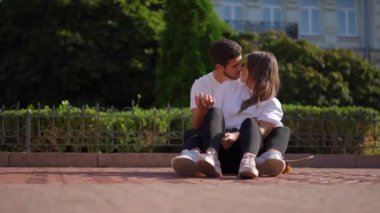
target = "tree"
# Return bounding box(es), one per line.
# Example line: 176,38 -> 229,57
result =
233,32 -> 380,110
155,0 -> 229,107
0,0 -> 164,108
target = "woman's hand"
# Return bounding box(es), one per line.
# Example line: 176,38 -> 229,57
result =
258,120 -> 275,138
221,132 -> 240,150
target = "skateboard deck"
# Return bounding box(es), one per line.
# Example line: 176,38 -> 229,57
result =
283,155 -> 314,174
284,155 -> 314,163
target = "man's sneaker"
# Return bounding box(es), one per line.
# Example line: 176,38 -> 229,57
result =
256,150 -> 286,177
238,152 -> 258,179
196,148 -> 222,177
171,149 -> 202,177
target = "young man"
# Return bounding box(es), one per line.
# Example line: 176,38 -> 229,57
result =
171,39 -> 290,177
191,38 -> 243,129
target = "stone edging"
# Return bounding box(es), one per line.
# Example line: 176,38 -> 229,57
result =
0,152 -> 379,168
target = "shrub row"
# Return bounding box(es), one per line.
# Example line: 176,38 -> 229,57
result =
1,101 -> 379,154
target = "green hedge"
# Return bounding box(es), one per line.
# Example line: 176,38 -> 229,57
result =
0,101 -> 190,153
283,105 -> 379,154
0,101 -> 379,154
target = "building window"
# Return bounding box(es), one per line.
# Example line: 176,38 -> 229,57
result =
262,0 -> 283,30
221,0 -> 244,31
300,0 -> 320,36
336,0 -> 357,37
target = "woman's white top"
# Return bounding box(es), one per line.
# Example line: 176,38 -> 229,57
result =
214,80 -> 283,129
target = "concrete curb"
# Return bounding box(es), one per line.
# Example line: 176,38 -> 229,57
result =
284,154 -> 380,168
0,152 -> 379,168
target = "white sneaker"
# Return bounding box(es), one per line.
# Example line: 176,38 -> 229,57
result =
256,150 -> 285,177
196,148 -> 222,177
171,149 -> 202,177
238,152 -> 258,179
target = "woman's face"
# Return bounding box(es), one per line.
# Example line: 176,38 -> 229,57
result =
241,64 -> 255,89
241,65 -> 249,83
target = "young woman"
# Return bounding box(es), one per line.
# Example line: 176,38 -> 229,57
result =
172,51 -> 289,179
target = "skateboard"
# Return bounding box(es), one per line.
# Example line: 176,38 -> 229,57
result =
283,155 -> 314,174
284,155 -> 314,163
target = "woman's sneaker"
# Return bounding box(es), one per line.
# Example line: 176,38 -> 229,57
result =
171,149 -> 202,177
256,150 -> 285,177
238,153 -> 258,179
196,148 -> 222,177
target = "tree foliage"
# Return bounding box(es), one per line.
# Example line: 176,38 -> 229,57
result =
233,32 -> 380,110
1,0 -> 379,110
0,0 -> 164,108
155,0 -> 229,107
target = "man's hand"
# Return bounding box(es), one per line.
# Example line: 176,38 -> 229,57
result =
195,93 -> 214,112
221,132 -> 240,150
191,93 -> 215,128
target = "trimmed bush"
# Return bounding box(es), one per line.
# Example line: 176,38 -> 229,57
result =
284,105 -> 379,154
0,102 -> 378,154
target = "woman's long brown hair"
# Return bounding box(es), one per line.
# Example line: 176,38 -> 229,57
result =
240,51 -> 280,112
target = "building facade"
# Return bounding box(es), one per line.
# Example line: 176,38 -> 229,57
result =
211,0 -> 380,68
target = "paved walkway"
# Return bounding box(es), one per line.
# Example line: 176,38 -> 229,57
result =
1,167 -> 380,213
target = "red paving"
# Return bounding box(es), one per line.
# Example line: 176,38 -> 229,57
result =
1,167 -> 380,213
1,167 -> 380,185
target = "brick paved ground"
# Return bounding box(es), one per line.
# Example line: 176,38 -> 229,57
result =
1,167 -> 380,213
1,167 -> 380,185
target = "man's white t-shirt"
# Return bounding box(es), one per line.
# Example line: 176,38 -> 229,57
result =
190,72 -> 222,110
214,80 -> 283,129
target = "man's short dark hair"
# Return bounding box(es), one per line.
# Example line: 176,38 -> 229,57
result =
210,38 -> 242,67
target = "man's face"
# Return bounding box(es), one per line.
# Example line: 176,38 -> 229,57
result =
222,55 -> 242,80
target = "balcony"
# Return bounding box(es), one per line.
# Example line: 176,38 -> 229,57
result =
225,20 -> 298,39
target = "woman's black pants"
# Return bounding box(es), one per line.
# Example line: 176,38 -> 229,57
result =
183,108 -> 290,174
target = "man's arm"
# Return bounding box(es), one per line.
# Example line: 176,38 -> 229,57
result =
191,108 -> 207,129
191,93 -> 214,128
